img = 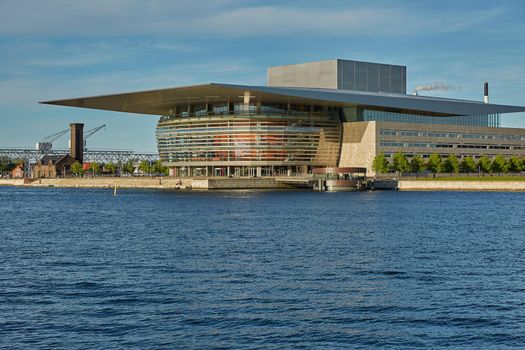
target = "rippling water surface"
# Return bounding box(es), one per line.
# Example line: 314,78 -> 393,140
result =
1,187 -> 525,349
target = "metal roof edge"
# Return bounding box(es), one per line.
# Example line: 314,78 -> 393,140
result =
39,83 -> 218,105
39,82 -> 525,116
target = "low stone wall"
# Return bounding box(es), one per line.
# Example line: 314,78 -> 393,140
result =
190,178 -> 293,189
0,179 -> 25,186
28,177 -> 192,189
1,177 -> 294,190
207,178 -> 292,189
6,177 -> 525,191
190,179 -> 209,189
399,180 -> 525,191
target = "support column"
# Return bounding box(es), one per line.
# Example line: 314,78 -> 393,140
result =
244,91 -> 251,113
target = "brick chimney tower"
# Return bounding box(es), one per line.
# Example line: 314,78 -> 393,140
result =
70,123 -> 84,163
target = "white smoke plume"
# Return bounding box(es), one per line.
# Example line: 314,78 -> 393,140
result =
414,82 -> 456,92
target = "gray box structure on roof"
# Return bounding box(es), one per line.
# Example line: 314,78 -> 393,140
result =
268,59 -> 406,94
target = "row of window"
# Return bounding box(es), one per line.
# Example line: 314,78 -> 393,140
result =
380,129 -> 525,141
162,103 -> 340,119
383,154 -> 515,159
157,126 -> 324,134
380,142 -> 525,150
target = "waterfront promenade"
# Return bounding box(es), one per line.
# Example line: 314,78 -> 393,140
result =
3,177 -> 525,191
0,177 -> 298,190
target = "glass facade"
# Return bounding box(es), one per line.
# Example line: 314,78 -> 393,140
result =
379,127 -> 525,159
156,105 -> 341,167
379,129 -> 525,141
154,99 -> 517,177
363,109 -> 501,127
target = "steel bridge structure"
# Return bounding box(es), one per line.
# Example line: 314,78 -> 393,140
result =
0,148 -> 159,176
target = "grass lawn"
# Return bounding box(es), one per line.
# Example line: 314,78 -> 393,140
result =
411,176 -> 525,181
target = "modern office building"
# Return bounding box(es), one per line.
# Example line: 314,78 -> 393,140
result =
42,59 -> 525,176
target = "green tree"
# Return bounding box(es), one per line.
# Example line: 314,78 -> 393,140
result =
491,155 -> 508,175
460,156 -> 477,174
442,154 -> 459,174
426,153 -> 442,173
105,162 -> 117,175
122,161 -> 135,175
410,155 -> 425,173
89,162 -> 101,175
507,156 -> 521,173
151,160 -> 168,175
71,161 -> 84,176
392,153 -> 410,174
139,160 -> 151,175
477,156 -> 492,174
372,153 -> 390,174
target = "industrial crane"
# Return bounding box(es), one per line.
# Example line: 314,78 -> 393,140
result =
35,129 -> 69,154
36,124 -> 106,154
83,124 -> 106,151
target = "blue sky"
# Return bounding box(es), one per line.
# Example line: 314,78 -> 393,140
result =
1,0 -> 524,152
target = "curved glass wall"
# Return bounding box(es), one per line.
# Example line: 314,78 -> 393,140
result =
156,111 -> 340,167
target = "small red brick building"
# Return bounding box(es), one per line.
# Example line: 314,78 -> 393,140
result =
10,163 -> 25,178
32,155 -> 76,178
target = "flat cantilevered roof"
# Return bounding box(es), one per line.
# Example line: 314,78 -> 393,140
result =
41,83 -> 525,117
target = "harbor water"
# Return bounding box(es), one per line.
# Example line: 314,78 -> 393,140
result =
1,187 -> 524,349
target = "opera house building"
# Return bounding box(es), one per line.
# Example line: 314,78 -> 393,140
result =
43,59 -> 525,176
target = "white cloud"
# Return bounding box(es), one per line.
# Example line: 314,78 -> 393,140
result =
0,1 -> 507,38
0,59 -> 264,106
0,40 -> 197,73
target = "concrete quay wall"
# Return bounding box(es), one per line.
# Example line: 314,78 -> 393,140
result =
187,178 -> 294,189
207,178 -> 292,189
399,180 -> 525,191
28,177 -> 192,189
0,177 -> 294,190
0,179 -> 25,186
4,177 -> 525,191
